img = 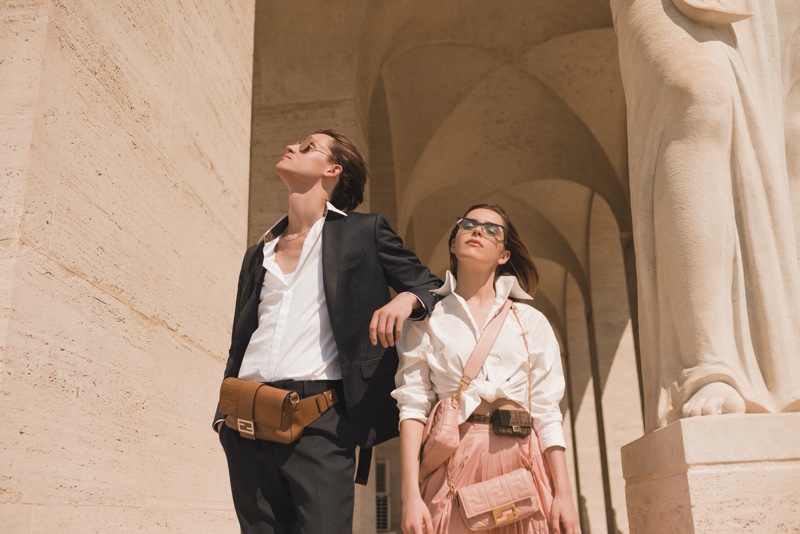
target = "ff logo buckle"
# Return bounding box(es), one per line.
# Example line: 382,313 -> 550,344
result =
492,503 -> 519,525
237,418 -> 256,439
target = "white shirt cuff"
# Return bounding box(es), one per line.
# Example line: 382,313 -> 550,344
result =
398,405 -> 430,426
537,420 -> 567,451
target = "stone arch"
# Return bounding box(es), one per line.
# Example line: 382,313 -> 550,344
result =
394,63 -> 627,236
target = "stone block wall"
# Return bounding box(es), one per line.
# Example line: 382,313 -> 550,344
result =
0,1 -> 255,531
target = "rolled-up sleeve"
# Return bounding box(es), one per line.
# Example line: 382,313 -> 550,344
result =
393,319 -> 436,424
526,313 -> 567,451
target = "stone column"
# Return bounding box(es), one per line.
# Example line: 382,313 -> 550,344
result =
622,414 -> 800,533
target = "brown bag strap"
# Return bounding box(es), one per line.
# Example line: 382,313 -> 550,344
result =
297,389 -> 339,427
456,300 -> 512,398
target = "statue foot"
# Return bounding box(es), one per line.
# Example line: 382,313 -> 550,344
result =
783,398 -> 800,412
682,382 -> 745,418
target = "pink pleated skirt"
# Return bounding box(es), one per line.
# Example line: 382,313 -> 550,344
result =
421,422 -> 555,534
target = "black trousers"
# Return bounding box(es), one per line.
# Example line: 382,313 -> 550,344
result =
219,380 -> 356,534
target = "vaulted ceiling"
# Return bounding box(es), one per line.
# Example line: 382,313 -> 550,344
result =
250,1 -> 631,350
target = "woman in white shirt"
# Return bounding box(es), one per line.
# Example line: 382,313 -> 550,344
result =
393,204 -> 580,534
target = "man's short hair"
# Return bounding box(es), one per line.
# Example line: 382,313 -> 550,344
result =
316,129 -> 367,211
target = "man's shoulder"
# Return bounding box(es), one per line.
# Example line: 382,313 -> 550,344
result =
340,211 -> 391,234
342,210 -> 382,223
241,240 -> 265,265
244,240 -> 263,254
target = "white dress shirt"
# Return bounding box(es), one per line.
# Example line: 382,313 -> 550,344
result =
237,203 -> 346,382
393,271 -> 567,450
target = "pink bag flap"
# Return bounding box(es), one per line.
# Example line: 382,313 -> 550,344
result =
421,396 -> 460,444
418,396 -> 461,480
457,468 -> 538,519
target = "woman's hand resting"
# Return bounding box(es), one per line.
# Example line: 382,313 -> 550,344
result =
549,491 -> 581,534
401,493 -> 434,534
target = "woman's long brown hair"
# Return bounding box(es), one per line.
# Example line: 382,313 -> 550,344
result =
448,204 -> 539,295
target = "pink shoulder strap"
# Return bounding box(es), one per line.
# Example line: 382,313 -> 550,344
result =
459,300 -> 512,387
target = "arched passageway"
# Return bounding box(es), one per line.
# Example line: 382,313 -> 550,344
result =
249,2 -> 644,531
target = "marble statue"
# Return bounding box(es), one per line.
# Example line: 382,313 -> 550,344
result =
610,0 -> 800,431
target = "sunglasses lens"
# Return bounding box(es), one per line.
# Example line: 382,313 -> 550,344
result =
456,218 -> 504,241
299,138 -> 311,152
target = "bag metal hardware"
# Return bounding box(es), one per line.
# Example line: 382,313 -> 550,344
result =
492,503 -> 519,525
237,418 -> 256,438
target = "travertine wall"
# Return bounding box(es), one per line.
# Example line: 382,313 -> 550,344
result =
247,0 -> 370,244
0,1 -> 254,532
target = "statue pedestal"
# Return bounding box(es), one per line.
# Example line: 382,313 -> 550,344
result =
622,414 -> 800,533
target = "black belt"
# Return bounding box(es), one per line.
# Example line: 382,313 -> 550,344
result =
266,379 -> 343,398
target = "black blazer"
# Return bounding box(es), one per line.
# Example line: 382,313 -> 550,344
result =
215,210 -> 441,448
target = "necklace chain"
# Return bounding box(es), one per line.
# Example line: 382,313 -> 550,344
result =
281,228 -> 311,242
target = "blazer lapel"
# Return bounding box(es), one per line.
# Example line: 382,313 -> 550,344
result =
240,242 -> 266,327
322,210 -> 346,323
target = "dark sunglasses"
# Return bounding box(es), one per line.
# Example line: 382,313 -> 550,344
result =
456,217 -> 506,240
298,136 -> 335,160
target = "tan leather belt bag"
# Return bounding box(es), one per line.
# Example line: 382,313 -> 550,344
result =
218,377 -> 338,443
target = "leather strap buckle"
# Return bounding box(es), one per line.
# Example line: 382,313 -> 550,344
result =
314,389 -> 338,413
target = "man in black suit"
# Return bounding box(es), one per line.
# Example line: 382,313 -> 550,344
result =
214,129 -> 440,533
